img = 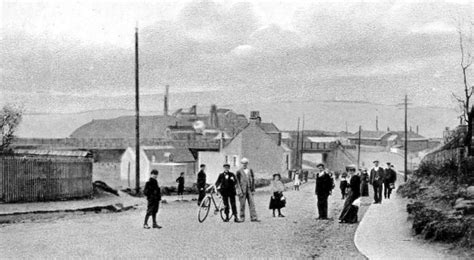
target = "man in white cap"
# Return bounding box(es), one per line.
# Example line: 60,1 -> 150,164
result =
236,157 -> 260,222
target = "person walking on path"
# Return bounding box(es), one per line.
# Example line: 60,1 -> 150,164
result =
369,160 -> 385,204
339,166 -> 361,223
360,169 -> 369,197
236,158 -> 260,222
269,173 -> 286,217
293,170 -> 301,191
143,169 -> 162,229
215,164 -> 241,223
315,163 -> 334,220
176,172 -> 185,200
197,164 -> 207,206
383,163 -> 397,199
340,171 -> 348,199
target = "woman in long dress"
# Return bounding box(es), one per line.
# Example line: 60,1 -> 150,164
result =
339,167 -> 361,223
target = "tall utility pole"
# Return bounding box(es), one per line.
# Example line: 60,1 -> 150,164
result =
135,26 -> 140,194
357,125 -> 361,168
300,115 -> 305,168
404,95 -> 408,182
295,118 -> 300,170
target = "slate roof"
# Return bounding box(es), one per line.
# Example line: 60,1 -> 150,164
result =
13,149 -> 91,157
70,115 -> 178,139
259,123 -> 280,134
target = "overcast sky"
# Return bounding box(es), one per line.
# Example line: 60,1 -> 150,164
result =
1,0 -> 473,113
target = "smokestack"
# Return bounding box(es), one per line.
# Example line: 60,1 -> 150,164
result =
210,105 -> 218,128
387,126 -> 390,131
376,116 -> 379,131
164,85 -> 169,116
416,125 -> 419,134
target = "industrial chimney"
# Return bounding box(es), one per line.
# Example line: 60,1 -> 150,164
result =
164,85 -> 169,116
376,116 -> 379,131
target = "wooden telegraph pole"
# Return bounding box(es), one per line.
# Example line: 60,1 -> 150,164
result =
135,26 -> 140,194
404,95 -> 408,182
295,118 -> 300,170
300,114 -> 305,168
357,125 -> 361,168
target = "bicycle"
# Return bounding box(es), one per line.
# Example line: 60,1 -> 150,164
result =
198,185 -> 226,223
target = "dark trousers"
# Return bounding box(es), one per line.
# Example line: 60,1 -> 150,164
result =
340,187 -> 347,199
222,193 -> 237,217
383,182 -> 392,199
317,194 -> 329,218
373,183 -> 383,203
144,200 -> 160,225
198,189 -> 206,205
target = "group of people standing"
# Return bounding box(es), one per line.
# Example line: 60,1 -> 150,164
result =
197,158 -> 261,223
141,157 -> 398,229
336,160 -> 398,224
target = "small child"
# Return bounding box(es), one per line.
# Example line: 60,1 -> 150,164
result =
293,171 -> 301,191
176,172 -> 185,200
340,172 -> 348,199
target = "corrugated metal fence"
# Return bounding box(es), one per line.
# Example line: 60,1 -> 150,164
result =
0,156 -> 93,202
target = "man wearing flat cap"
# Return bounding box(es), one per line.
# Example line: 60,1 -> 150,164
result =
236,158 -> 260,222
369,160 -> 385,204
215,164 -> 240,222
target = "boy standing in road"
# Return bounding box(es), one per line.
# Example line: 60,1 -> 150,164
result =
143,169 -> 162,229
197,164 -> 207,206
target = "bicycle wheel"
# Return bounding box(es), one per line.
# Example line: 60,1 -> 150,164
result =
218,197 -> 227,221
198,196 -> 211,223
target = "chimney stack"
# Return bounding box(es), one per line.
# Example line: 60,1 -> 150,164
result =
387,126 -> 390,131
376,116 -> 379,131
416,125 -> 419,134
164,85 -> 169,116
249,111 -> 261,125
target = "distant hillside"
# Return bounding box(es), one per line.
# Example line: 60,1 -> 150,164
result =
16,100 -> 458,138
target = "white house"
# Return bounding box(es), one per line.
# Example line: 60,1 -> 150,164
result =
120,146 -> 196,188
198,111 -> 292,183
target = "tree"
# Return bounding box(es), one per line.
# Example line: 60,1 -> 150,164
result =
453,20 -> 474,156
0,105 -> 23,152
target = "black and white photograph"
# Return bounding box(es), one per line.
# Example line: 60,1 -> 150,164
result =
1,0 -> 473,258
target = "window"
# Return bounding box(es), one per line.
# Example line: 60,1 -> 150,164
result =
286,154 -> 290,170
225,155 -> 229,164
233,156 -> 237,167
152,156 -> 156,163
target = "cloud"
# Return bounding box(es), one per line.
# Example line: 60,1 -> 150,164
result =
1,0 -> 472,114
410,21 -> 457,34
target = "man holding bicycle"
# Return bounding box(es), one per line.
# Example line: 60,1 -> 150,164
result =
215,164 -> 241,223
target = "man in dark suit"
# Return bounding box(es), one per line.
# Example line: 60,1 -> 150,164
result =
236,158 -> 260,222
143,169 -> 162,229
315,163 -> 334,219
384,163 -> 397,199
215,164 -> 241,222
370,160 -> 385,204
197,164 -> 207,206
